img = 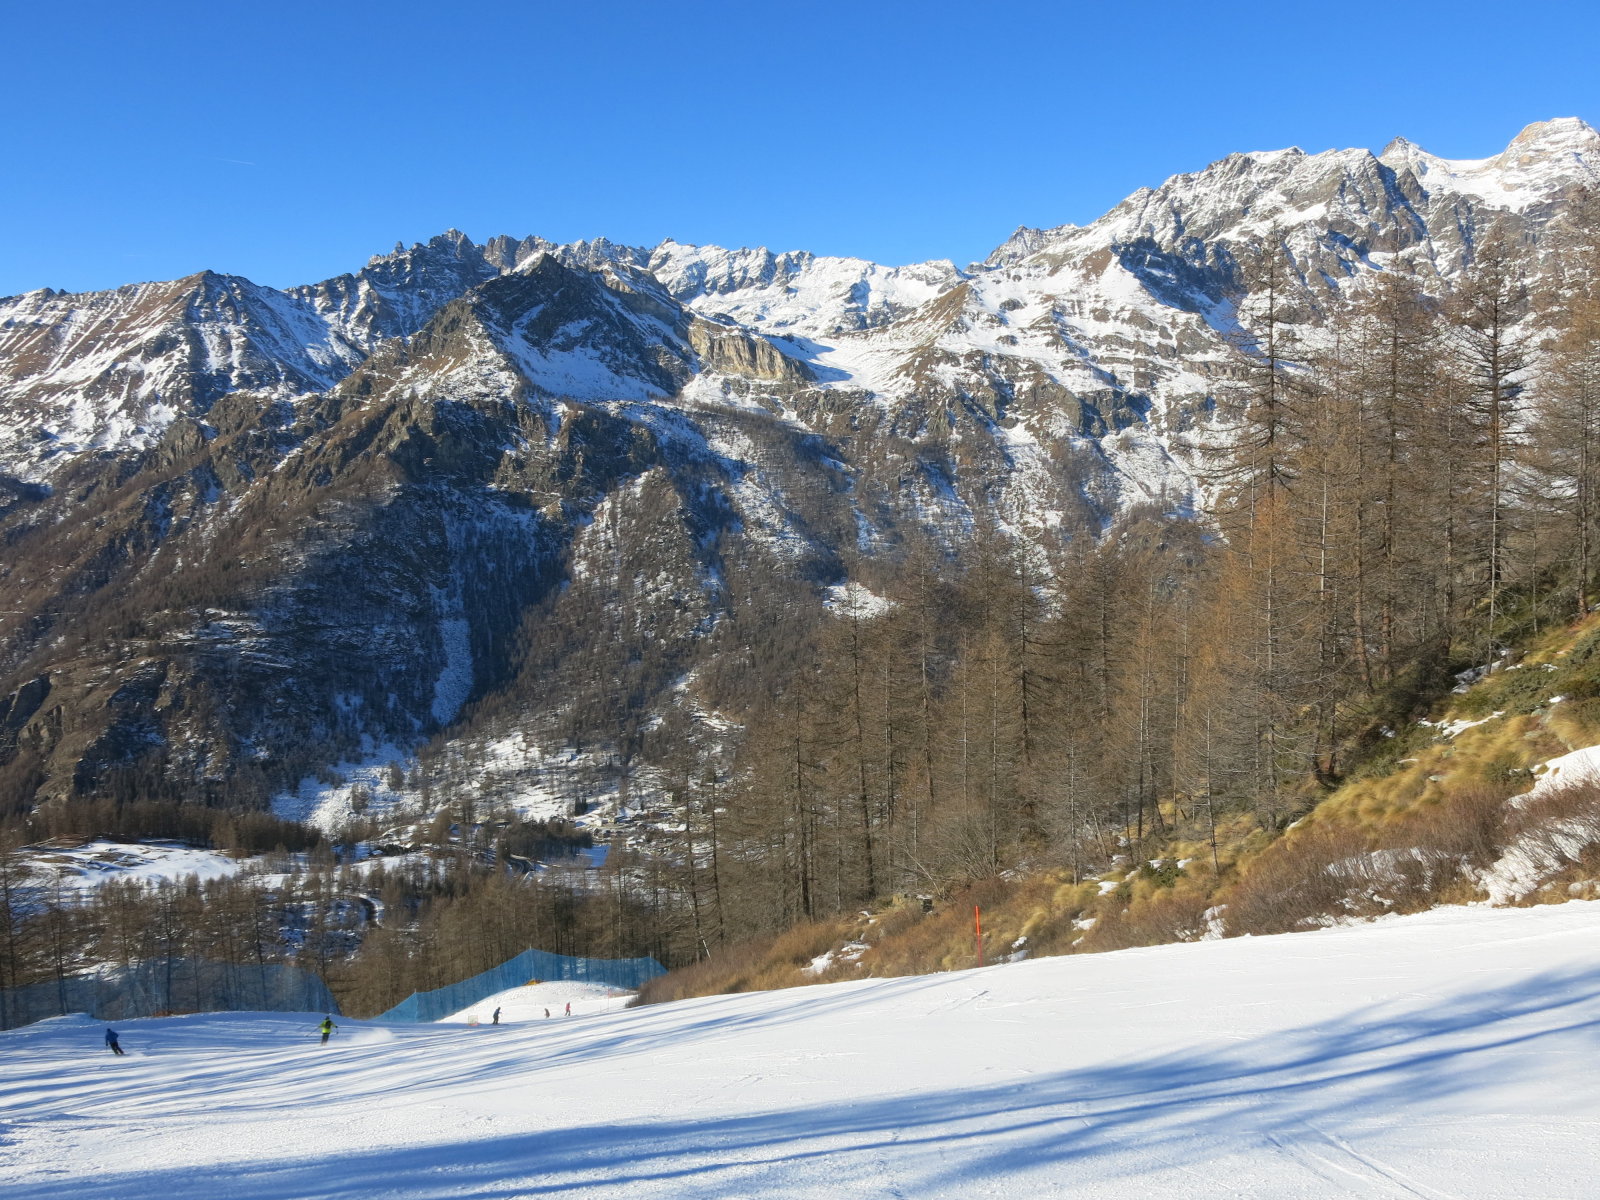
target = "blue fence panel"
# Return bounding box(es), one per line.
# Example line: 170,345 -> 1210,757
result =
379,949 -> 665,1023
0,960 -> 339,1030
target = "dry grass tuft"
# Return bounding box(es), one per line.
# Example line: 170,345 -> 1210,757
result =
1075,885 -> 1214,952
1220,783 -> 1511,936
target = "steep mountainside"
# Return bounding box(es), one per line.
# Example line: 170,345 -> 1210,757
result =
1,119 -> 1595,825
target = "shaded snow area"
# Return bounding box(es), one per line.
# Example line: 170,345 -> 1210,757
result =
438,980 -> 636,1024
19,841 -> 242,893
429,581 -> 474,726
272,743 -> 413,833
439,733 -> 629,825
9,903 -> 1600,1198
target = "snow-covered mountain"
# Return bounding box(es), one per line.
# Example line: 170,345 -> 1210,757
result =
9,120 -> 1596,503
0,118 -> 1594,818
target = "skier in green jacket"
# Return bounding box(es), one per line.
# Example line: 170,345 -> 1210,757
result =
318,1016 -> 337,1045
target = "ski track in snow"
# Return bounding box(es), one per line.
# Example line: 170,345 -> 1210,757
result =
6,902 -> 1600,1198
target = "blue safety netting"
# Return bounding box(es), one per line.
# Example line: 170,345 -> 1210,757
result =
378,949 -> 665,1023
0,960 -> 339,1030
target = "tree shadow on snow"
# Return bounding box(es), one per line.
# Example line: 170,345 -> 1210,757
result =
16,962 -> 1600,1199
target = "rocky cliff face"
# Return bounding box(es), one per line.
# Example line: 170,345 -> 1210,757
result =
1,119 -> 1595,824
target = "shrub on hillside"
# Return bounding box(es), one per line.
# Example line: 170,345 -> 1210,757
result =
1220,784 -> 1510,935
1075,886 -> 1214,952
1487,778 -> 1600,902
634,918 -> 854,1005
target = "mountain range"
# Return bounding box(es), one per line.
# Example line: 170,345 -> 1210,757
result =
1,117 -> 1595,827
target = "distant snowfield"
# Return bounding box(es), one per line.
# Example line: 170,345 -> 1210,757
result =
7,902 -> 1600,1198
20,840 -> 242,892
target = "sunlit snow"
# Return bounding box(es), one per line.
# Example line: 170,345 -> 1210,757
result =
7,902 -> 1600,1198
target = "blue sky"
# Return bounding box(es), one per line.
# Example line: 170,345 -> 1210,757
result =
4,0 -> 1598,296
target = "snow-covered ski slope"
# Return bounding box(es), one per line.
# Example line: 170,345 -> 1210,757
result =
6,902 -> 1600,1199
437,980 -> 635,1024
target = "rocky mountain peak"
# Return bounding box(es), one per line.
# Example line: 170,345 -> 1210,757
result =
1497,116 -> 1599,165
1382,119 -> 1593,178
1377,117 -> 1598,204
984,224 -> 1066,268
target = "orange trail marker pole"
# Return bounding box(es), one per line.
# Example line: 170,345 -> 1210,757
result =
975,904 -> 984,969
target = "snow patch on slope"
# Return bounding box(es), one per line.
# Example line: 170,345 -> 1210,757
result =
20,840 -> 242,893
1479,745 -> 1600,904
430,584 -> 474,726
1521,744 -> 1600,802
823,582 -> 895,618
273,745 -> 414,833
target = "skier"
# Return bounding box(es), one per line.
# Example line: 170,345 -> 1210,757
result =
492,1007 -> 501,1025
318,1016 -> 337,1045
105,1028 -> 124,1056
544,1008 -> 550,1019
565,1001 -> 571,1017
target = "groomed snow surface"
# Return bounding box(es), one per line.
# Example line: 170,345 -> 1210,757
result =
437,980 -> 637,1025
7,902 -> 1600,1198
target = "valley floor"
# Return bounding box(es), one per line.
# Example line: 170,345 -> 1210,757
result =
5,902 -> 1600,1198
